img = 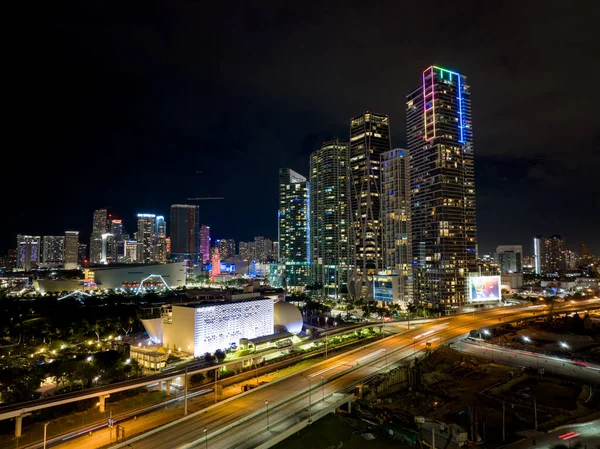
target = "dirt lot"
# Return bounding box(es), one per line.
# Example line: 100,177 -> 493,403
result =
271,413 -> 412,449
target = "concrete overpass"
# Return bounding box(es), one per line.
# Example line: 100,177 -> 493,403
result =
0,318 -> 419,435
96,300 -> 600,449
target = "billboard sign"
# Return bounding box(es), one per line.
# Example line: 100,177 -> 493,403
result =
468,275 -> 501,302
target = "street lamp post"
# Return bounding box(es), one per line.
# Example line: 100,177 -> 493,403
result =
302,375 -> 312,422
43,422 -> 49,449
203,427 -> 208,449
265,400 -> 269,430
321,376 -> 325,401
254,358 -> 259,385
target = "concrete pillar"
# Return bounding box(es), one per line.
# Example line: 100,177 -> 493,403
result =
98,394 -> 110,412
15,415 -> 22,438
165,379 -> 172,394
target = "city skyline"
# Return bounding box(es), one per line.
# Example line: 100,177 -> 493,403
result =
2,2 -> 598,256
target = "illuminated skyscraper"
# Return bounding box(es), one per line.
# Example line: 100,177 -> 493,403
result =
137,214 -> 156,263
380,148 -> 412,306
533,235 -> 564,275
90,208 -> 107,264
219,239 -> 236,262
278,168 -> 309,287
496,245 -> 523,274
16,235 -> 41,271
41,235 -> 64,266
406,66 -> 476,311
200,225 -> 211,264
64,231 -> 79,270
348,112 -> 391,299
309,139 -> 351,298
170,204 -> 198,262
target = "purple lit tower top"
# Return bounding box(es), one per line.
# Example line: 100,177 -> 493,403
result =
200,225 -> 210,264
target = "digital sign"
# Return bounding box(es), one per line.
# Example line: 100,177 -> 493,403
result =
469,275 -> 501,302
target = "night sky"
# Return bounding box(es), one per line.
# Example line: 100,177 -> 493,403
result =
4,1 -> 599,256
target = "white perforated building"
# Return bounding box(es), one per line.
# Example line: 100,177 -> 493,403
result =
143,298 -> 275,357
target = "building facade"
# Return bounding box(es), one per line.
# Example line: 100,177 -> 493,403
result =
199,225 -> 211,265
348,112 -> 392,287
136,214 -> 156,263
16,235 -> 41,271
41,235 -> 64,266
170,204 -> 198,261
278,168 -> 309,288
380,148 -> 412,306
406,66 -> 477,311
218,239 -> 236,262
496,245 -> 523,274
534,235 -> 565,275
64,231 -> 79,270
309,139 -> 351,298
89,208 -> 107,264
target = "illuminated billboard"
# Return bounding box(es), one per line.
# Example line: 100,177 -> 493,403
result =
468,275 -> 501,302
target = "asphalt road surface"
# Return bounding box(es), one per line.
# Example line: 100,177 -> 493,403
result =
108,300 -> 600,449
454,339 -> 600,384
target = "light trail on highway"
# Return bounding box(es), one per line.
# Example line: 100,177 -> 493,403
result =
100,300 -> 600,449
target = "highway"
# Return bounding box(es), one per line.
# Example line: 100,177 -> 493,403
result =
0,320 -> 413,422
454,339 -> 600,384
107,300 -> 600,449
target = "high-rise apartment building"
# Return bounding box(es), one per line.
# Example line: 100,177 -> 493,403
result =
239,241 -> 250,260
254,236 -> 273,263
406,66 -> 476,310
109,219 -> 124,261
534,235 -> 564,275
170,204 -> 198,261
278,168 -> 309,287
137,214 -> 156,263
90,208 -> 107,264
309,139 -> 351,298
200,225 -> 211,264
16,235 -> 41,271
41,235 -> 64,266
380,148 -> 412,305
153,215 -> 167,263
219,239 -> 236,262
349,113 -> 391,284
78,243 -> 87,265
496,245 -> 523,274
64,231 -> 79,270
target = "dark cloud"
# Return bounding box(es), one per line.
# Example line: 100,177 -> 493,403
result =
3,0 -> 599,256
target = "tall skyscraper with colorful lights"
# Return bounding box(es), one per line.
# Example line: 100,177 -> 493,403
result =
16,235 -> 41,271
199,224 -> 211,264
348,112 -> 392,299
380,148 -> 412,306
278,168 -> 309,288
309,139 -> 351,298
406,66 -> 476,311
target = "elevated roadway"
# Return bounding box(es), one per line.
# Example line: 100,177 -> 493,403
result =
0,319 -> 414,427
105,300 -> 600,449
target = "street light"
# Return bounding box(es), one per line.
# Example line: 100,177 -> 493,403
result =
265,400 -> 269,430
301,375 -> 312,422
43,422 -> 49,449
482,329 -> 490,336
320,376 -> 325,401
203,427 -> 208,449
560,341 -> 569,349
522,336 -> 531,343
